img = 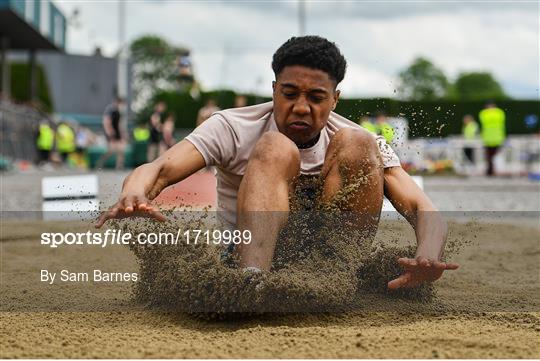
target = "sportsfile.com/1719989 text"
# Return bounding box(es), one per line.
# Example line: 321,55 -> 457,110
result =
40,229 -> 252,248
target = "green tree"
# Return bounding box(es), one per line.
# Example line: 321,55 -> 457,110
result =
398,57 -> 450,101
129,35 -> 190,110
453,72 -> 507,100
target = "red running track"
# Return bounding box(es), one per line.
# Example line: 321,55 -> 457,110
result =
153,171 -> 217,208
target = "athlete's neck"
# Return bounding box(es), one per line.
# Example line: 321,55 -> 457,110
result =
297,133 -> 321,149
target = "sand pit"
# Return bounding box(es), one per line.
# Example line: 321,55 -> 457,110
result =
1,216 -> 539,358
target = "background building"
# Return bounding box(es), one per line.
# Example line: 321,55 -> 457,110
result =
0,0 -> 66,99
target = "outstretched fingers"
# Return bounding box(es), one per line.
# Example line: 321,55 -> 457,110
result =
95,206 -> 119,228
387,272 -> 421,289
390,256 -> 460,289
122,197 -> 135,213
147,209 -> 168,222
397,257 -> 423,272
428,259 -> 459,271
95,198 -> 167,228
398,257 -> 459,271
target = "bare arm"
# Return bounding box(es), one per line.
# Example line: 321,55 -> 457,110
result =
96,140 -> 206,227
383,167 -> 458,288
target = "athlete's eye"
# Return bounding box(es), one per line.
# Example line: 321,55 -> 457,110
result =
309,94 -> 326,103
282,92 -> 297,99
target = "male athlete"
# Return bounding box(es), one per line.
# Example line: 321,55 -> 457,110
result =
97,36 -> 458,289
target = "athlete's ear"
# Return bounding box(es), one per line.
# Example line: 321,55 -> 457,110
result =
332,89 -> 341,110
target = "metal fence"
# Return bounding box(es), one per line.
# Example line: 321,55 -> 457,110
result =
394,135 -> 540,177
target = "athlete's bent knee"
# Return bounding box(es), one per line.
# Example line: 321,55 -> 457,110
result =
331,128 -> 381,167
250,132 -> 300,168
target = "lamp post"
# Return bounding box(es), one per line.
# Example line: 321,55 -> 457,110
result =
299,0 -> 306,35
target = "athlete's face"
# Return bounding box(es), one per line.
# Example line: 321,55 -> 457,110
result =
272,66 -> 340,146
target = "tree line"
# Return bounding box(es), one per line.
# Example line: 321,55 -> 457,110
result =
397,57 -> 507,101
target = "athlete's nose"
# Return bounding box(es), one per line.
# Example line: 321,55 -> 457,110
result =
292,95 -> 310,115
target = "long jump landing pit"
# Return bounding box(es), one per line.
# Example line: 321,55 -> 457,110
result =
1,211 -> 538,358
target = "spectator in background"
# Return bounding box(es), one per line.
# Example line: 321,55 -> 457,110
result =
133,122 -> 150,143
176,53 -> 193,77
73,125 -> 95,170
196,99 -> 220,127
55,121 -> 76,164
160,113 -> 176,155
148,101 -> 166,162
176,53 -> 194,92
32,102 -> 54,164
96,97 -> 126,170
461,114 -> 478,164
479,101 -> 506,177
375,111 -> 395,144
234,95 -> 248,108
35,120 -> 55,166
359,116 -> 377,134
132,122 -> 150,167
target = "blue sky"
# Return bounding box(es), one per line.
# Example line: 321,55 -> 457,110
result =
56,0 -> 539,99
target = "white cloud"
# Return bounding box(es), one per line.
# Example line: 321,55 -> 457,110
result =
340,63 -> 398,97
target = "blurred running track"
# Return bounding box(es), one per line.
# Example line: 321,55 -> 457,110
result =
154,171 -> 217,208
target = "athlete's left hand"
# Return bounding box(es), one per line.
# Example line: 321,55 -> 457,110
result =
387,256 -> 459,289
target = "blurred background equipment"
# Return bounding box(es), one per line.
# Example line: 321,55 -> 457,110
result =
41,174 -> 98,220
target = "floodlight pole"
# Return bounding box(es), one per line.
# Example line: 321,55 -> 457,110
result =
117,0 -> 131,125
118,0 -> 125,49
117,0 -> 128,99
299,0 -> 306,35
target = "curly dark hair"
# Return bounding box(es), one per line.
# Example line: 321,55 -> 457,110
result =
271,36 -> 347,84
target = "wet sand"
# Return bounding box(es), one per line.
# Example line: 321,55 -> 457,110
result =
1,218 -> 539,358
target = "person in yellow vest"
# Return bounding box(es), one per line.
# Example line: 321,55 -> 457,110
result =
461,114 -> 478,164
73,125 -> 95,170
133,124 -> 150,142
55,121 -> 76,163
375,112 -> 395,144
132,122 -> 151,167
478,101 -> 506,176
36,121 -> 55,165
359,116 -> 377,134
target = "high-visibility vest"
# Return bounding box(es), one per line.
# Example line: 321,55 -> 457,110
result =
479,107 -> 506,147
462,122 -> 478,140
360,120 -> 377,134
133,126 -> 150,142
56,123 -> 76,153
37,124 -> 55,151
379,122 -> 395,143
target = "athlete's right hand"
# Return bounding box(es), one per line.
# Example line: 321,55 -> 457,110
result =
95,164 -> 168,228
95,197 -> 167,228
95,140 -> 207,228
